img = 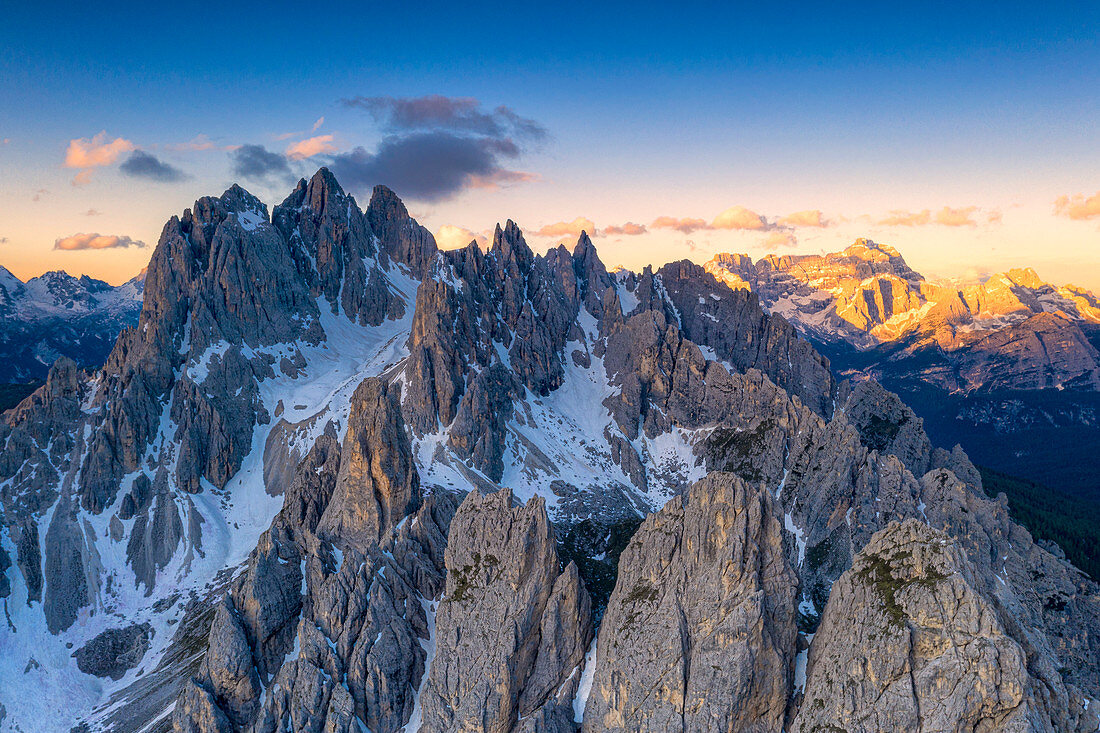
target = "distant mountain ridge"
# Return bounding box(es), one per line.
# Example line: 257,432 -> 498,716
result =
0,265 -> 145,383
705,239 -> 1100,389
705,241 -> 1100,498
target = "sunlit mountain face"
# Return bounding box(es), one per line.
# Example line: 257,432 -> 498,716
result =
1,3 -> 1099,732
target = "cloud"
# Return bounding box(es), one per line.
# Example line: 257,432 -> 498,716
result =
286,134 -> 337,160
64,132 -> 135,183
777,209 -> 829,228
711,205 -> 768,231
535,217 -> 596,239
877,209 -> 932,226
933,206 -> 979,227
119,150 -> 188,182
230,144 -> 294,184
651,216 -> 710,234
467,169 -> 538,191
83,209 -> 102,216
0,237 -> 8,244
330,131 -> 533,202
435,224 -> 487,250
1,138 -> 9,145
312,116 -> 325,132
602,222 -> 648,236
875,206 -> 984,227
1055,191 -> 1100,221
32,188 -> 48,202
54,232 -> 146,251
761,231 -> 798,248
985,210 -> 1003,225
336,95 -> 545,201
343,94 -> 547,141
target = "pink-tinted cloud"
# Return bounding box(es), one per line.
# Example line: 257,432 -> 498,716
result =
602,222 -> 648,236
760,231 -> 798,249
777,209 -> 829,228
83,209 -> 103,216
877,209 -> 931,226
466,169 -> 539,191
651,216 -> 710,234
435,224 -> 488,250
64,132 -> 136,183
286,134 -> 337,160
933,206 -> 979,227
536,217 -> 597,238
32,188 -> 48,202
311,116 -> 325,132
985,210 -> 1003,225
876,206 -> 987,227
712,205 -> 768,231
54,232 -> 146,250
1055,192 -> 1100,221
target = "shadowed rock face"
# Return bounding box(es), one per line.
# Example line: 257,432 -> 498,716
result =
583,473 -> 797,733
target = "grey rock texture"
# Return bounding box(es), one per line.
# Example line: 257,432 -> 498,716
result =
421,488 -> 593,733
173,375 -> 457,733
654,259 -> 836,417
583,473 -> 797,732
318,378 -> 420,546
793,520 -> 1099,733
73,623 -> 153,680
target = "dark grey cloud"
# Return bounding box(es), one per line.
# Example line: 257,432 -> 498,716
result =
230,144 -> 294,184
120,150 -> 188,182
333,95 -> 544,201
341,95 -> 546,142
329,132 -> 535,202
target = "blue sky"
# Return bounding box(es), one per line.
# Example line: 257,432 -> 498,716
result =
1,0 -> 1098,288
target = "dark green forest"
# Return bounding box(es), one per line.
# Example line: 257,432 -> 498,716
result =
979,466 -> 1100,580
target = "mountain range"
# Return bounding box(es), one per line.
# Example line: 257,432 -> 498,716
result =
0,265 -> 145,384
0,169 -> 1097,732
706,242 -> 1100,499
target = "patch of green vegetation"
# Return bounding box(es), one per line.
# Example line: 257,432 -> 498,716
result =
624,579 -> 658,604
558,516 -> 644,621
978,465 -> 1100,580
447,551 -> 500,603
705,418 -> 777,482
855,548 -> 947,630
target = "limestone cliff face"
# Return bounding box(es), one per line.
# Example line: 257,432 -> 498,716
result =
317,378 -> 420,546
793,520 -> 1099,733
584,473 -> 797,733
421,488 -> 593,733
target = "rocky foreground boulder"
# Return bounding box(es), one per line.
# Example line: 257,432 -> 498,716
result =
794,519 -> 1100,733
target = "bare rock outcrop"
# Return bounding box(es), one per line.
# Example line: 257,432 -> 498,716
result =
421,488 -> 594,733
317,378 -> 420,545
583,473 -> 798,733
793,519 -> 1098,733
